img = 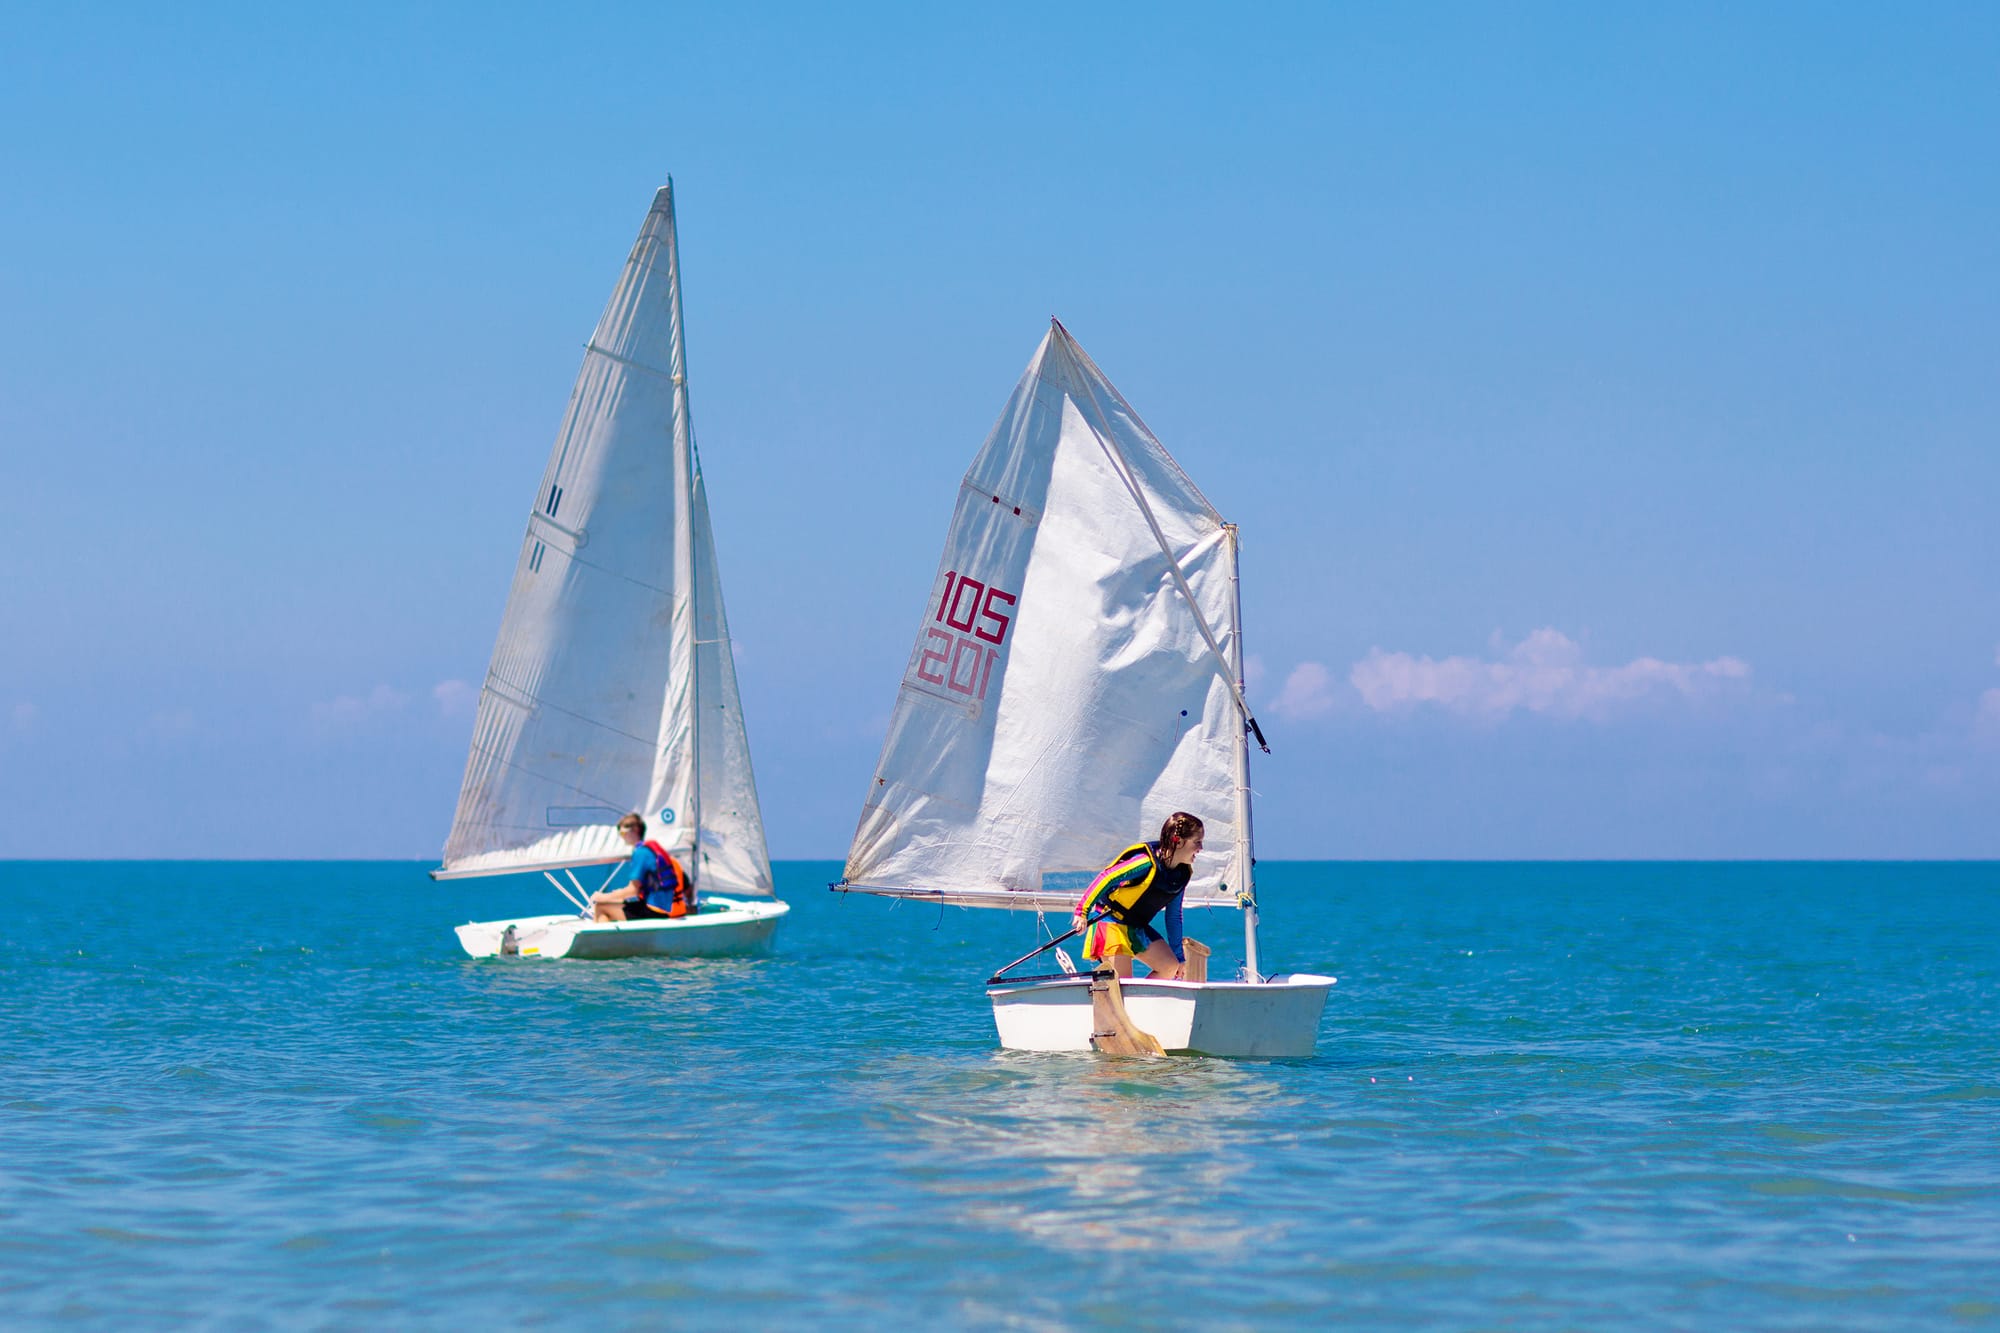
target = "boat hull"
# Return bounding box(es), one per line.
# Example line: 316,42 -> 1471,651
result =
454,896 -> 789,960
987,973 -> 1335,1058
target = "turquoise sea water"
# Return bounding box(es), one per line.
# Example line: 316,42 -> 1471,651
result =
3,861 -> 1996,1328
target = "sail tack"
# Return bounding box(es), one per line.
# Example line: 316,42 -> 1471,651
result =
438,185 -> 773,895
841,323 -> 1248,911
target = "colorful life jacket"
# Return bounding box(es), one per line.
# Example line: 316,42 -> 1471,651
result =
1075,842 -> 1160,926
1075,840 -> 1193,933
640,841 -> 696,918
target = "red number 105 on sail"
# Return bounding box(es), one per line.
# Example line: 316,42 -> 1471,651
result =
916,570 -> 1018,701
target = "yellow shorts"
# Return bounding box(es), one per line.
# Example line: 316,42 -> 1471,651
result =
1082,920 -> 1162,962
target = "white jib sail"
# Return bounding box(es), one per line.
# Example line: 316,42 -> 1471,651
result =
841,322 -> 1251,912
438,182 -> 773,895
688,465 -> 776,895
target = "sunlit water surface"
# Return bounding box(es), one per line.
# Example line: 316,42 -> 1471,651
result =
2,861 -> 1996,1328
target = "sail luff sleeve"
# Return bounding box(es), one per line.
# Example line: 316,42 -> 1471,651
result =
663,179 -> 704,849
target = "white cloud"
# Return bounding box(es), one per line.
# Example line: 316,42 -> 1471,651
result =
1976,689 -> 2000,745
1272,661 -> 1339,720
311,684 -> 410,732
433,679 -> 477,717
1349,628 -> 1751,722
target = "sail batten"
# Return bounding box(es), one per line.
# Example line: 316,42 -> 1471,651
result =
840,324 -> 1249,911
438,182 -> 773,896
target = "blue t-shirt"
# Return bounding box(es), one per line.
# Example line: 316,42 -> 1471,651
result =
622,844 -> 664,905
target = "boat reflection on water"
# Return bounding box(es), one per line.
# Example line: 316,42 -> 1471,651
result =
871,1054 -> 1303,1258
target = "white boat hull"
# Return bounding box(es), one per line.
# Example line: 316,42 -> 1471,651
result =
454,896 -> 789,960
987,973 -> 1335,1058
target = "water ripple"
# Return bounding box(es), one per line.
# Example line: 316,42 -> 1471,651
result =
2,860 -> 1997,1327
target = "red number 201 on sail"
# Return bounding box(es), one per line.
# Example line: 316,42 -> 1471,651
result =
916,570 -> 1018,700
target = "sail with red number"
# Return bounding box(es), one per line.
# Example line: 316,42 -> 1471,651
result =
835,322 -> 1333,1058
837,321 -> 1258,913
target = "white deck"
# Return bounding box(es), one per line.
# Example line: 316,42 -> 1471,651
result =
454,896 -> 788,960
987,973 -> 1335,1058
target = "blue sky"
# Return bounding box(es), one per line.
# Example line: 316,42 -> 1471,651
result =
3,3 -> 1995,858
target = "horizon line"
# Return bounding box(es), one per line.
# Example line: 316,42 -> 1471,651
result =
4,857 -> 1995,866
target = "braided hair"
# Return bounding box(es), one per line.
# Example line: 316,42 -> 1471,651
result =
1158,811 -> 1205,859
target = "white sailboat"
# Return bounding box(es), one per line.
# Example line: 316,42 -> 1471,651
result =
835,320 -> 1332,1056
433,181 -> 788,960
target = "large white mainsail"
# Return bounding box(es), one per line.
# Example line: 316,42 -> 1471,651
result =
839,321 -> 1261,913
436,182 -> 773,896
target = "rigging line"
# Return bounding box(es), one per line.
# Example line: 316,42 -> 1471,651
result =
543,871 -> 589,913
1051,331 -> 1265,747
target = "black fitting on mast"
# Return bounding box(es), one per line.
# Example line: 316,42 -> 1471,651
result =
1248,715 -> 1269,754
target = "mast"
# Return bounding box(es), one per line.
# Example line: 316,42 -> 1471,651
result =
662,177 -> 704,869
1226,523 -> 1261,981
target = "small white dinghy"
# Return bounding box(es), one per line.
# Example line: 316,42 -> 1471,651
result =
432,181 -> 787,960
454,897 -> 788,961
836,321 -> 1333,1055
988,974 -> 1335,1059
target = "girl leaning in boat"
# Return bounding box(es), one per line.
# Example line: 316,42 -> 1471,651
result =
1071,812 -> 1204,979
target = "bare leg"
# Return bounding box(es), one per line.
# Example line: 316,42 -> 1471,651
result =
589,890 -> 631,923
1136,939 -> 1183,979
1107,951 -> 1134,978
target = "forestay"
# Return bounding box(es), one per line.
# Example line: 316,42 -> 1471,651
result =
840,322 -> 1253,912
437,183 -> 773,896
